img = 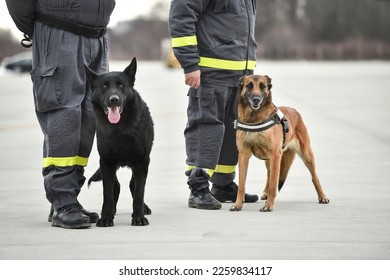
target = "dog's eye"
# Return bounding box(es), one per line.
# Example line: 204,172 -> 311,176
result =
260,83 -> 266,90
246,82 -> 253,90
118,83 -> 124,89
102,84 -> 108,90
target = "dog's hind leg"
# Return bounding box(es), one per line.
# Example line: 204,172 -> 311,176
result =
297,141 -> 330,204
113,175 -> 120,215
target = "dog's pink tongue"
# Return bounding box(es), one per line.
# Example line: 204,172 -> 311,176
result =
108,107 -> 121,124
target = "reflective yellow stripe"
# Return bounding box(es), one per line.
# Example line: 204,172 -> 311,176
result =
171,36 -> 198,48
214,164 -> 236,174
187,164 -> 236,177
42,156 -> 89,168
199,57 -> 256,70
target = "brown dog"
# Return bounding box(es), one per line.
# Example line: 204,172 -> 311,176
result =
230,75 -> 329,212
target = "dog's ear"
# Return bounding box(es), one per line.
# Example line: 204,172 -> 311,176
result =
265,75 -> 272,90
84,65 -> 98,86
238,76 -> 246,89
124,57 -> 137,87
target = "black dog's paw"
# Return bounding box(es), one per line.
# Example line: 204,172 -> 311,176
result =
131,216 -> 149,226
144,204 -> 152,215
96,218 -> 114,227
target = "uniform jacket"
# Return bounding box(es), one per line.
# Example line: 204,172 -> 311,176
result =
169,0 -> 257,87
5,0 -> 116,37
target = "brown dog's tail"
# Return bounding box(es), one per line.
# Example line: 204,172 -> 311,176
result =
278,180 -> 285,192
88,168 -> 102,186
278,148 -> 296,192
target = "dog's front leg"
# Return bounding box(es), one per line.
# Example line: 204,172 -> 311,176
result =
97,159 -> 117,227
131,163 -> 149,226
261,154 -> 281,212
230,150 -> 251,211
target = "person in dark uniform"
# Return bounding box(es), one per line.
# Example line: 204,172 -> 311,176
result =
169,0 -> 259,209
5,0 -> 116,228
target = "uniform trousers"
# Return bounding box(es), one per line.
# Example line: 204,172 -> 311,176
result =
31,22 -> 109,210
185,83 -> 238,190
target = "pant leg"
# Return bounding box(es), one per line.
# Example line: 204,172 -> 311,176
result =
31,23 -> 109,210
36,107 -> 85,207
185,84 -> 224,190
185,84 -> 225,169
210,86 -> 238,186
184,84 -> 239,189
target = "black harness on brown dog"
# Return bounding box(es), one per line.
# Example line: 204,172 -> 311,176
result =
234,109 -> 289,147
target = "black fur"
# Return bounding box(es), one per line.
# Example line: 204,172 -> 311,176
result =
85,57 -> 154,226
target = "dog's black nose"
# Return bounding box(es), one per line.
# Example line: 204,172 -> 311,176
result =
109,95 -> 120,104
252,96 -> 261,105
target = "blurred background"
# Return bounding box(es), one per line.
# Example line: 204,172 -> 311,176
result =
1,0 -> 390,71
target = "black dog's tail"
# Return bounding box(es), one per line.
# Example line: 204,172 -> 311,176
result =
88,168 -> 102,187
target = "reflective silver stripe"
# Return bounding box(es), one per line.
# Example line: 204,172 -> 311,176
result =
234,109 -> 284,131
235,120 -> 274,131
276,109 -> 284,120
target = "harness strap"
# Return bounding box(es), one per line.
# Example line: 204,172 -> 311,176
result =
234,109 -> 289,147
35,12 -> 107,38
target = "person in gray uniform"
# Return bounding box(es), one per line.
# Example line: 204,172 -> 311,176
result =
6,0 -> 116,228
169,0 -> 259,209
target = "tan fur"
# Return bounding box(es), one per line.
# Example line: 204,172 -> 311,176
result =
230,75 -> 329,212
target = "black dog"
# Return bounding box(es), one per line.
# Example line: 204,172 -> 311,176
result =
85,57 -> 154,226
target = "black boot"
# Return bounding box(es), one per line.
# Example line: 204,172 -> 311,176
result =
211,182 -> 259,203
188,188 -> 222,210
48,203 -> 99,223
77,202 -> 99,223
51,204 -> 91,229
186,167 -> 221,209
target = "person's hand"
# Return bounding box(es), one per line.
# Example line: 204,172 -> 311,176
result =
184,70 -> 201,89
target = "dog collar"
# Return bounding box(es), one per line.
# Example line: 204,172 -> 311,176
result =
234,109 -> 286,132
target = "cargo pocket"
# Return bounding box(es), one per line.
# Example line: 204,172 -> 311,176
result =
187,85 -> 217,124
31,64 -> 63,112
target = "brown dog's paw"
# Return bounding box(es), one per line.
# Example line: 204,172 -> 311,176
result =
96,218 -> 114,227
131,217 -> 149,226
229,204 -> 243,211
319,197 -> 330,204
261,193 -> 267,200
259,204 -> 273,212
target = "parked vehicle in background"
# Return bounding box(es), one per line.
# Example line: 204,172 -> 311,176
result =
1,51 -> 32,73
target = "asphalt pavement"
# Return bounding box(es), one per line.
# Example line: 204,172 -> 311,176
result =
0,61 -> 389,265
